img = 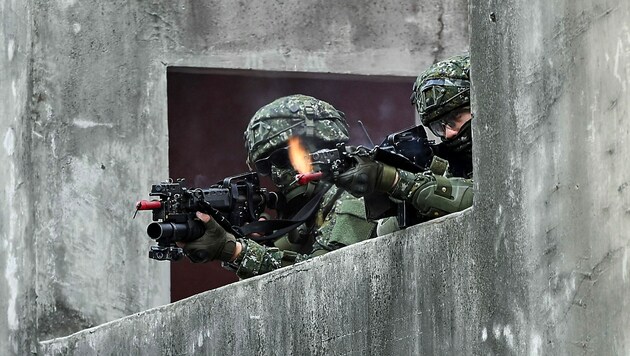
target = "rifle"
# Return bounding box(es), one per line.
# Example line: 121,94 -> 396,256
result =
134,172 -> 276,261
296,125 -> 437,228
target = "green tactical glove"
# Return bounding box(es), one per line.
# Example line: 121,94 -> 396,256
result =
183,213 -> 237,263
335,156 -> 398,197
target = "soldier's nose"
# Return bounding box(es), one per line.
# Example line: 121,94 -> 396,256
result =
444,126 -> 458,140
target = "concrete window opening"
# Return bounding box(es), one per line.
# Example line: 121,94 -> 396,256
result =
167,67 -> 415,302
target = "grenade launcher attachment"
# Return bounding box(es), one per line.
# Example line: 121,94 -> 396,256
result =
135,172 -> 276,261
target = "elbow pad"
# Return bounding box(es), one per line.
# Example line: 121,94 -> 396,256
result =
410,176 -> 473,218
388,169 -> 473,219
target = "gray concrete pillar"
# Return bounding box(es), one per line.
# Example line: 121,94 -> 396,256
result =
1,0 -> 470,354
0,1 -> 37,354
471,0 -> 630,353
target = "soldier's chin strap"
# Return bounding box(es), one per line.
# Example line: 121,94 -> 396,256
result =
238,183 -> 331,242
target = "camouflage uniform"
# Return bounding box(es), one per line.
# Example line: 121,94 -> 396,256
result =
233,187 -> 375,279
412,54 -> 473,179
233,95 -> 376,278
377,54 -> 474,235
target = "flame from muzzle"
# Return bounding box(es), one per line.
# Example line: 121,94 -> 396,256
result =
288,136 -> 312,174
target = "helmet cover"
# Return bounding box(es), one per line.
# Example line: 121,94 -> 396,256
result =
411,54 -> 471,125
244,94 -> 349,165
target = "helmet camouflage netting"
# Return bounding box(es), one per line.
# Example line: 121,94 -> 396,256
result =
244,94 -> 350,164
411,54 -> 471,125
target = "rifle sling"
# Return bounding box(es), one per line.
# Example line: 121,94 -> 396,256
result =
241,184 -> 330,243
198,202 -> 245,238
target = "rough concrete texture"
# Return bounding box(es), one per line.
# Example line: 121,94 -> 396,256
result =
1,0 -> 469,354
30,0 -> 171,344
0,1 -> 37,355
470,0 -> 630,354
36,0 -> 630,354
41,210 -> 477,356
160,0 -> 470,74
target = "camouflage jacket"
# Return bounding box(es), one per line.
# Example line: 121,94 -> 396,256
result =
377,162 -> 473,236
232,186 -> 376,279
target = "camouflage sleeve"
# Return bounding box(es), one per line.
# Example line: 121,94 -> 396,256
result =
234,239 -> 310,279
233,192 -> 376,279
388,169 -> 473,219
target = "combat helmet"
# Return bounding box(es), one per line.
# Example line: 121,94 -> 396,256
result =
411,54 -> 470,126
244,94 -> 349,167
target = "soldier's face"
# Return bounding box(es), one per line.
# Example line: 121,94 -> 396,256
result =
443,110 -> 472,140
427,108 -> 472,141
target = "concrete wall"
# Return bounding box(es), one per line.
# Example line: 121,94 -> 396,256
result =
36,0 -> 630,354
1,0 -> 469,354
41,210 -> 477,356
30,0 -> 171,344
0,1 -> 36,355
470,0 -> 630,354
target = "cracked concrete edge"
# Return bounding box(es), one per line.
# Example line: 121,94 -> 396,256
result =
39,209 -> 476,355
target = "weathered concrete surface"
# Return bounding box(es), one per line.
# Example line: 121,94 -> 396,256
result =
470,0 -> 630,354
36,0 -> 630,354
30,0 -> 171,342
41,210 -> 476,356
0,2 -> 37,355
2,0 -> 470,354
159,0 -> 469,75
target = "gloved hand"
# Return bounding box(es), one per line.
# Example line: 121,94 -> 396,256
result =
180,212 -> 237,263
335,156 -> 398,197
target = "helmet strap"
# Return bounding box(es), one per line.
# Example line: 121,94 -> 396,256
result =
304,104 -> 316,137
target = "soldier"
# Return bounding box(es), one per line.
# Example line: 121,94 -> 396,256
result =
414,54 -> 473,179
177,95 -> 378,278
335,54 -> 474,233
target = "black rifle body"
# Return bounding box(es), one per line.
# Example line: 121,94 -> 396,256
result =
137,172 -> 272,261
